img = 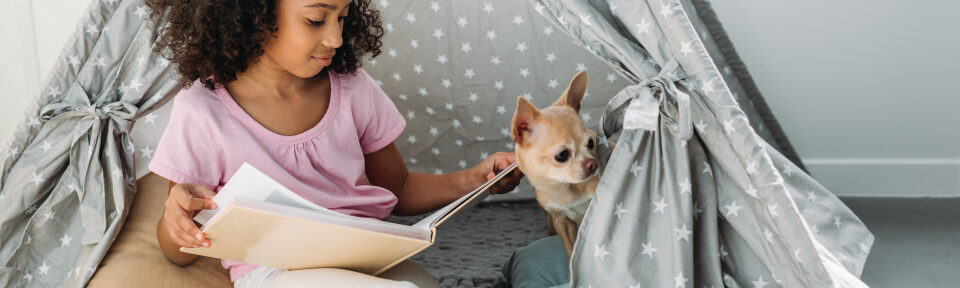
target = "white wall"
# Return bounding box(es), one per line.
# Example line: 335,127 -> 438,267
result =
710,1 -> 960,197
1,0 -> 87,143
3,0 -> 957,197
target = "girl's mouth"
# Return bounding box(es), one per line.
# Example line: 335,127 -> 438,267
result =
313,56 -> 333,66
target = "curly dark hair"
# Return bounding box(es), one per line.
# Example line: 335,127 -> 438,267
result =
146,0 -> 383,90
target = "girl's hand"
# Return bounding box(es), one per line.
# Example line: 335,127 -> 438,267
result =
161,183 -> 217,248
469,152 -> 524,195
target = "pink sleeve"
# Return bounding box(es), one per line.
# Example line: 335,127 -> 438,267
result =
148,93 -> 222,190
355,69 -> 406,154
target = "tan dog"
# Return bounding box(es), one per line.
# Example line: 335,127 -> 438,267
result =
511,71 -> 603,261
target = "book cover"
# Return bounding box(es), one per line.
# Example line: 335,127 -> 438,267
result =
181,162 -> 518,275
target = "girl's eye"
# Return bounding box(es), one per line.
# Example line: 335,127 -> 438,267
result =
555,149 -> 570,163
308,19 -> 324,26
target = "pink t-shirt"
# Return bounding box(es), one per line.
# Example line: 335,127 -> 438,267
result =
148,68 -> 406,281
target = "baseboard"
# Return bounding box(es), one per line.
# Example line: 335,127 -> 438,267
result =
804,158 -> 960,198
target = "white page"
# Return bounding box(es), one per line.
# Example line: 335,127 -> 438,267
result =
194,162 -> 339,226
230,198 -> 432,240
412,162 -> 517,230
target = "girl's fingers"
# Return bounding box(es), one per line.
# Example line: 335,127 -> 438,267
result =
173,211 -> 204,247
187,184 -> 217,200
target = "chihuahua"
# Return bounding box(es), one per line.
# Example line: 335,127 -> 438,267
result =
511,71 -> 607,260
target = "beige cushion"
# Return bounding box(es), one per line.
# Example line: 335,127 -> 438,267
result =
87,173 -> 232,288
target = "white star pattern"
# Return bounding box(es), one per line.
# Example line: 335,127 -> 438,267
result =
547,78 -> 559,89
680,41 -> 693,56
139,145 -> 154,159
594,244 -> 610,261
614,202 -> 626,219
576,63 -> 587,72
515,42 -> 528,53
85,24 -> 99,37
485,30 -> 497,41
46,86 -> 62,98
482,2 -> 494,14
143,113 -> 157,124
653,198 -> 668,214
753,276 -> 769,288
134,5 -> 148,18
606,73 -> 617,83
38,262 -> 50,275
68,55 -> 80,69
636,18 -> 651,34
40,141 -> 52,153
702,78 -> 716,94
678,178 -> 691,194
60,234 -> 72,247
724,200 -> 743,217
542,26 -> 554,36
674,271 -> 687,288
675,224 -> 692,242
30,172 -> 44,186
641,241 -> 658,258
512,15 -> 524,25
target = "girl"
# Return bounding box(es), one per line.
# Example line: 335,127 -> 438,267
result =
144,0 -> 523,287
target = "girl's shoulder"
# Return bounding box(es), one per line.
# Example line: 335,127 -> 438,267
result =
166,79 -> 233,127
332,67 -> 378,91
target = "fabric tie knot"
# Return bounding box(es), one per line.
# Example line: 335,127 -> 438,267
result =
620,59 -> 693,141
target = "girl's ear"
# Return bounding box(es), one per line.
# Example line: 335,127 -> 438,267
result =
511,96 -> 540,144
553,71 -> 587,112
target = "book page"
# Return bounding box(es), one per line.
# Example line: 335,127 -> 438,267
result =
412,162 -> 518,230
194,162 -> 340,226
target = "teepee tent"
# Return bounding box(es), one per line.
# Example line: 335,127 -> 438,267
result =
527,0 -> 872,287
0,1 -> 179,286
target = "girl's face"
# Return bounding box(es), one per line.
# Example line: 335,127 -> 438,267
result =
263,0 -> 352,78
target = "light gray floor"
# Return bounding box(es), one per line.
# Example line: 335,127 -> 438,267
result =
844,197 -> 960,288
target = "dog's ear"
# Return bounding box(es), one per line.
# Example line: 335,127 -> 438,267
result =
553,71 -> 587,112
511,96 -> 540,144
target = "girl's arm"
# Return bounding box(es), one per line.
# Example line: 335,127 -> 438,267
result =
157,181 -> 216,266
365,143 -> 521,216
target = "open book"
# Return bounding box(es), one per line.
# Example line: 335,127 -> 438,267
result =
180,161 -> 518,275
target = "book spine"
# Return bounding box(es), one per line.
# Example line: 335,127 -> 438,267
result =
372,241 -> 432,276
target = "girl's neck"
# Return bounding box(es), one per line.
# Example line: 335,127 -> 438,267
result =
231,55 -> 324,100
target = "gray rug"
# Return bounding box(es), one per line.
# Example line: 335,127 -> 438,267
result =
387,200 -> 549,288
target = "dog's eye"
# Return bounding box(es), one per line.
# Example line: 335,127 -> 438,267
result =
555,149 -> 570,163
587,138 -> 594,149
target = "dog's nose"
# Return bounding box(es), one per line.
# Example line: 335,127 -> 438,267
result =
585,159 -> 598,173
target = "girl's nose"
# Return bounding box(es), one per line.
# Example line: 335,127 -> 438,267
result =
322,23 -> 343,49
